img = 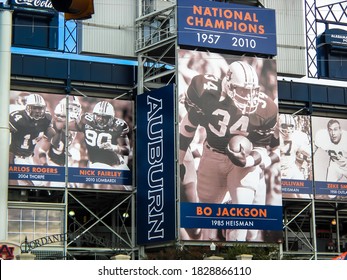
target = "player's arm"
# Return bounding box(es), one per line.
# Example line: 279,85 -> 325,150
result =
37,143 -> 50,166
256,147 -> 280,169
226,146 -> 279,169
253,129 -> 280,169
33,126 -> 56,145
225,130 -> 280,168
253,117 -> 280,168
179,112 -> 198,165
179,76 -> 206,164
9,123 -> 17,134
67,112 -> 87,132
116,121 -> 131,156
45,126 -> 57,141
298,143 -> 312,162
38,126 -> 59,166
231,149 -> 261,168
98,135 -> 130,155
115,135 -> 130,156
179,116 -> 198,182
99,120 -> 131,155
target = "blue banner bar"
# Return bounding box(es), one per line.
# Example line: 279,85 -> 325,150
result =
180,202 -> 283,230
177,0 -> 277,55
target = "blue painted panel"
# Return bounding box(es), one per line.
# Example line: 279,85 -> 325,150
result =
292,83 -> 309,102
327,86 -> 346,105
310,84 -> 328,103
278,81 -> 292,100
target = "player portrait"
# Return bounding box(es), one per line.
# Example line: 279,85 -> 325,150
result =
279,114 -> 313,199
9,91 -> 62,187
312,116 -> 347,201
178,49 -> 282,243
68,97 -> 134,191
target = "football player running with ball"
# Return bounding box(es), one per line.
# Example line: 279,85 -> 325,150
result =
179,60 -> 279,242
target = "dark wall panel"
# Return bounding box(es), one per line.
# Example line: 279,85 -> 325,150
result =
292,83 -> 309,102
70,60 -> 91,81
90,63 -> 112,83
278,80 -> 347,107
22,56 -> 46,77
11,54 -> 135,87
112,65 -> 135,86
45,58 -> 69,79
310,84 -> 328,103
11,54 -> 68,79
327,86 -> 346,105
278,81 -> 292,100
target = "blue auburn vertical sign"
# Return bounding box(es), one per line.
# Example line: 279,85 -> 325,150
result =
136,85 -> 176,245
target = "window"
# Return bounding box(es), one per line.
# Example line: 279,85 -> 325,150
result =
12,11 -> 58,50
8,208 -> 64,245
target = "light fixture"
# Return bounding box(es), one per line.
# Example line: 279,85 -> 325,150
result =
331,218 -> 337,226
210,242 -> 216,251
68,210 -> 75,217
178,244 -> 184,251
122,212 -> 129,219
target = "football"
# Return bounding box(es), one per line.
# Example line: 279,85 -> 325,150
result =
228,135 -> 253,155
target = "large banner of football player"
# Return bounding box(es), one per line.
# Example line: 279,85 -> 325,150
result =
312,116 -> 347,200
178,49 -> 282,243
279,114 -> 313,199
9,90 -> 133,191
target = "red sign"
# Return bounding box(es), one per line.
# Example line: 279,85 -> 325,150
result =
0,244 -> 15,260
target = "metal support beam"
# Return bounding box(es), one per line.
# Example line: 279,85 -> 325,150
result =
0,8 -> 12,242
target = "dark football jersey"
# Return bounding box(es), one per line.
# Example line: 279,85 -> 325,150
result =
78,113 -> 129,166
48,122 -> 76,166
184,74 -> 278,152
9,110 -> 53,157
48,131 -> 66,166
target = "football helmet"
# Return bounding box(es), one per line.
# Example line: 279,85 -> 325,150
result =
225,61 -> 260,114
26,94 -> 46,120
68,96 -> 81,121
279,114 -> 295,139
15,92 -> 30,106
54,99 -> 66,122
92,101 -> 115,128
54,96 -> 81,122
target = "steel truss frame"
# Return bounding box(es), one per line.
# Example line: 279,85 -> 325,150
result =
305,0 -> 347,78
135,2 -> 177,94
65,191 -> 136,260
